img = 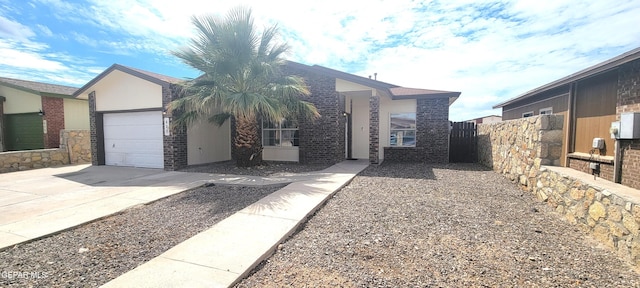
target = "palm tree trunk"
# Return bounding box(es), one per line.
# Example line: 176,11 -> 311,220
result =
234,115 -> 262,167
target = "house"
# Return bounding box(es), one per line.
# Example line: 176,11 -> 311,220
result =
465,115 -> 502,125
0,77 -> 89,151
74,62 -> 460,170
493,47 -> 640,189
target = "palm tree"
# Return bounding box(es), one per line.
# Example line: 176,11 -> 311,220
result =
170,7 -> 319,167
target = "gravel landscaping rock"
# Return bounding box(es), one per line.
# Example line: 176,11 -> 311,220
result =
237,163 -> 640,287
0,183 -> 284,287
180,160 -> 333,177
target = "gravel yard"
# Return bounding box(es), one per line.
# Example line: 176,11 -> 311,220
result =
0,183 -> 284,287
180,160 -> 332,176
237,163 -> 640,287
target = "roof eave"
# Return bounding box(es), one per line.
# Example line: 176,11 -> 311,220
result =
73,64 -> 173,98
391,91 -> 461,106
493,47 -> 640,109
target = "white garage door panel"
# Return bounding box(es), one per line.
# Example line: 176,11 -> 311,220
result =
103,111 -> 164,168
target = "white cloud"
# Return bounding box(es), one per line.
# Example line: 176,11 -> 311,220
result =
4,0 -> 640,120
0,15 -> 35,41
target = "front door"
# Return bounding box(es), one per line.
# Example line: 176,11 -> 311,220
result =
350,96 -> 370,159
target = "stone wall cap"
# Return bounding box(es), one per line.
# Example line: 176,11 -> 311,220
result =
543,165 -> 640,205
568,152 -> 614,164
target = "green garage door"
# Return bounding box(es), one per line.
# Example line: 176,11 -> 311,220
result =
5,113 -> 44,151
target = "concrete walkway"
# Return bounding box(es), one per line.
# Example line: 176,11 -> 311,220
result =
101,160 -> 369,288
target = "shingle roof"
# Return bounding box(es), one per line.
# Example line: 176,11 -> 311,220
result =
285,61 -> 460,105
73,64 -> 184,98
0,77 -> 78,96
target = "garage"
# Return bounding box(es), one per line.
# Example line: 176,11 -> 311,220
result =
5,113 -> 44,151
103,111 -> 163,168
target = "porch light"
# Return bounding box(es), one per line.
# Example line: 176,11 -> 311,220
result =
38,110 -> 45,116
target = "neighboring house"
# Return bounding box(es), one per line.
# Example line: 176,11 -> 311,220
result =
74,62 -> 460,170
0,77 -> 89,152
493,47 -> 640,190
465,115 -> 502,125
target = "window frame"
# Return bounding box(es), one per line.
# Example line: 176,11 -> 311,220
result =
522,111 -> 534,118
539,107 -> 553,115
389,112 -> 417,147
261,119 -> 299,147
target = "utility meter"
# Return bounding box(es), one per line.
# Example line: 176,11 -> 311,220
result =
592,138 -> 605,149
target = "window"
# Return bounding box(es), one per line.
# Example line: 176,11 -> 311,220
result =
522,111 -> 534,118
539,107 -> 553,115
390,113 -> 416,147
262,119 -> 299,147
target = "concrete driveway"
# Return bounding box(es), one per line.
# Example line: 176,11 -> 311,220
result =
0,164 -> 212,250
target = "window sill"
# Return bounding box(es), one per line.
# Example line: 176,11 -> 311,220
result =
385,146 -> 418,149
263,146 -> 299,150
567,152 -> 614,164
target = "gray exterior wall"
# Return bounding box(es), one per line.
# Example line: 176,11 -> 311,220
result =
283,65 -> 346,164
383,97 -> 450,163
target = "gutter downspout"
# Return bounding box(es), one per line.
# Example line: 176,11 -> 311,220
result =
564,83 -> 576,167
614,139 -> 622,183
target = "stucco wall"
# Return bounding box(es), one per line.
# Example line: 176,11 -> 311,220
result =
93,70 -> 162,111
0,85 -> 41,114
477,115 -> 564,189
187,119 -> 231,165
63,98 -> 90,130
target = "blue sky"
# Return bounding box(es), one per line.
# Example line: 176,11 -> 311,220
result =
1,0 -> 639,121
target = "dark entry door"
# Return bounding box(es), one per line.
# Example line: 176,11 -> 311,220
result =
5,113 -> 44,151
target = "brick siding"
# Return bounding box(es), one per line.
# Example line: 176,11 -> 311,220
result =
369,95 -> 380,164
567,157 -> 614,182
0,97 -> 4,151
617,58 -> 640,189
384,97 -> 450,163
88,91 -> 101,166
284,65 -> 345,164
41,96 -> 64,148
162,84 -> 187,171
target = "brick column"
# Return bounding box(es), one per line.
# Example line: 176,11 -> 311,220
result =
88,91 -> 101,166
42,96 -> 64,148
0,96 -> 5,151
369,94 -> 380,164
162,84 -> 187,171
417,98 -> 450,163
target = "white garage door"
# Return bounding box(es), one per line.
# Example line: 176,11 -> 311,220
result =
103,111 -> 164,168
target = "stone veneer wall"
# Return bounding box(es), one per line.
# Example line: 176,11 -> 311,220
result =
535,167 -> 640,266
477,115 -> 564,189
0,149 -> 69,173
59,129 -> 91,164
42,96 -> 64,149
618,58 -> 640,190
284,65 -> 345,164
